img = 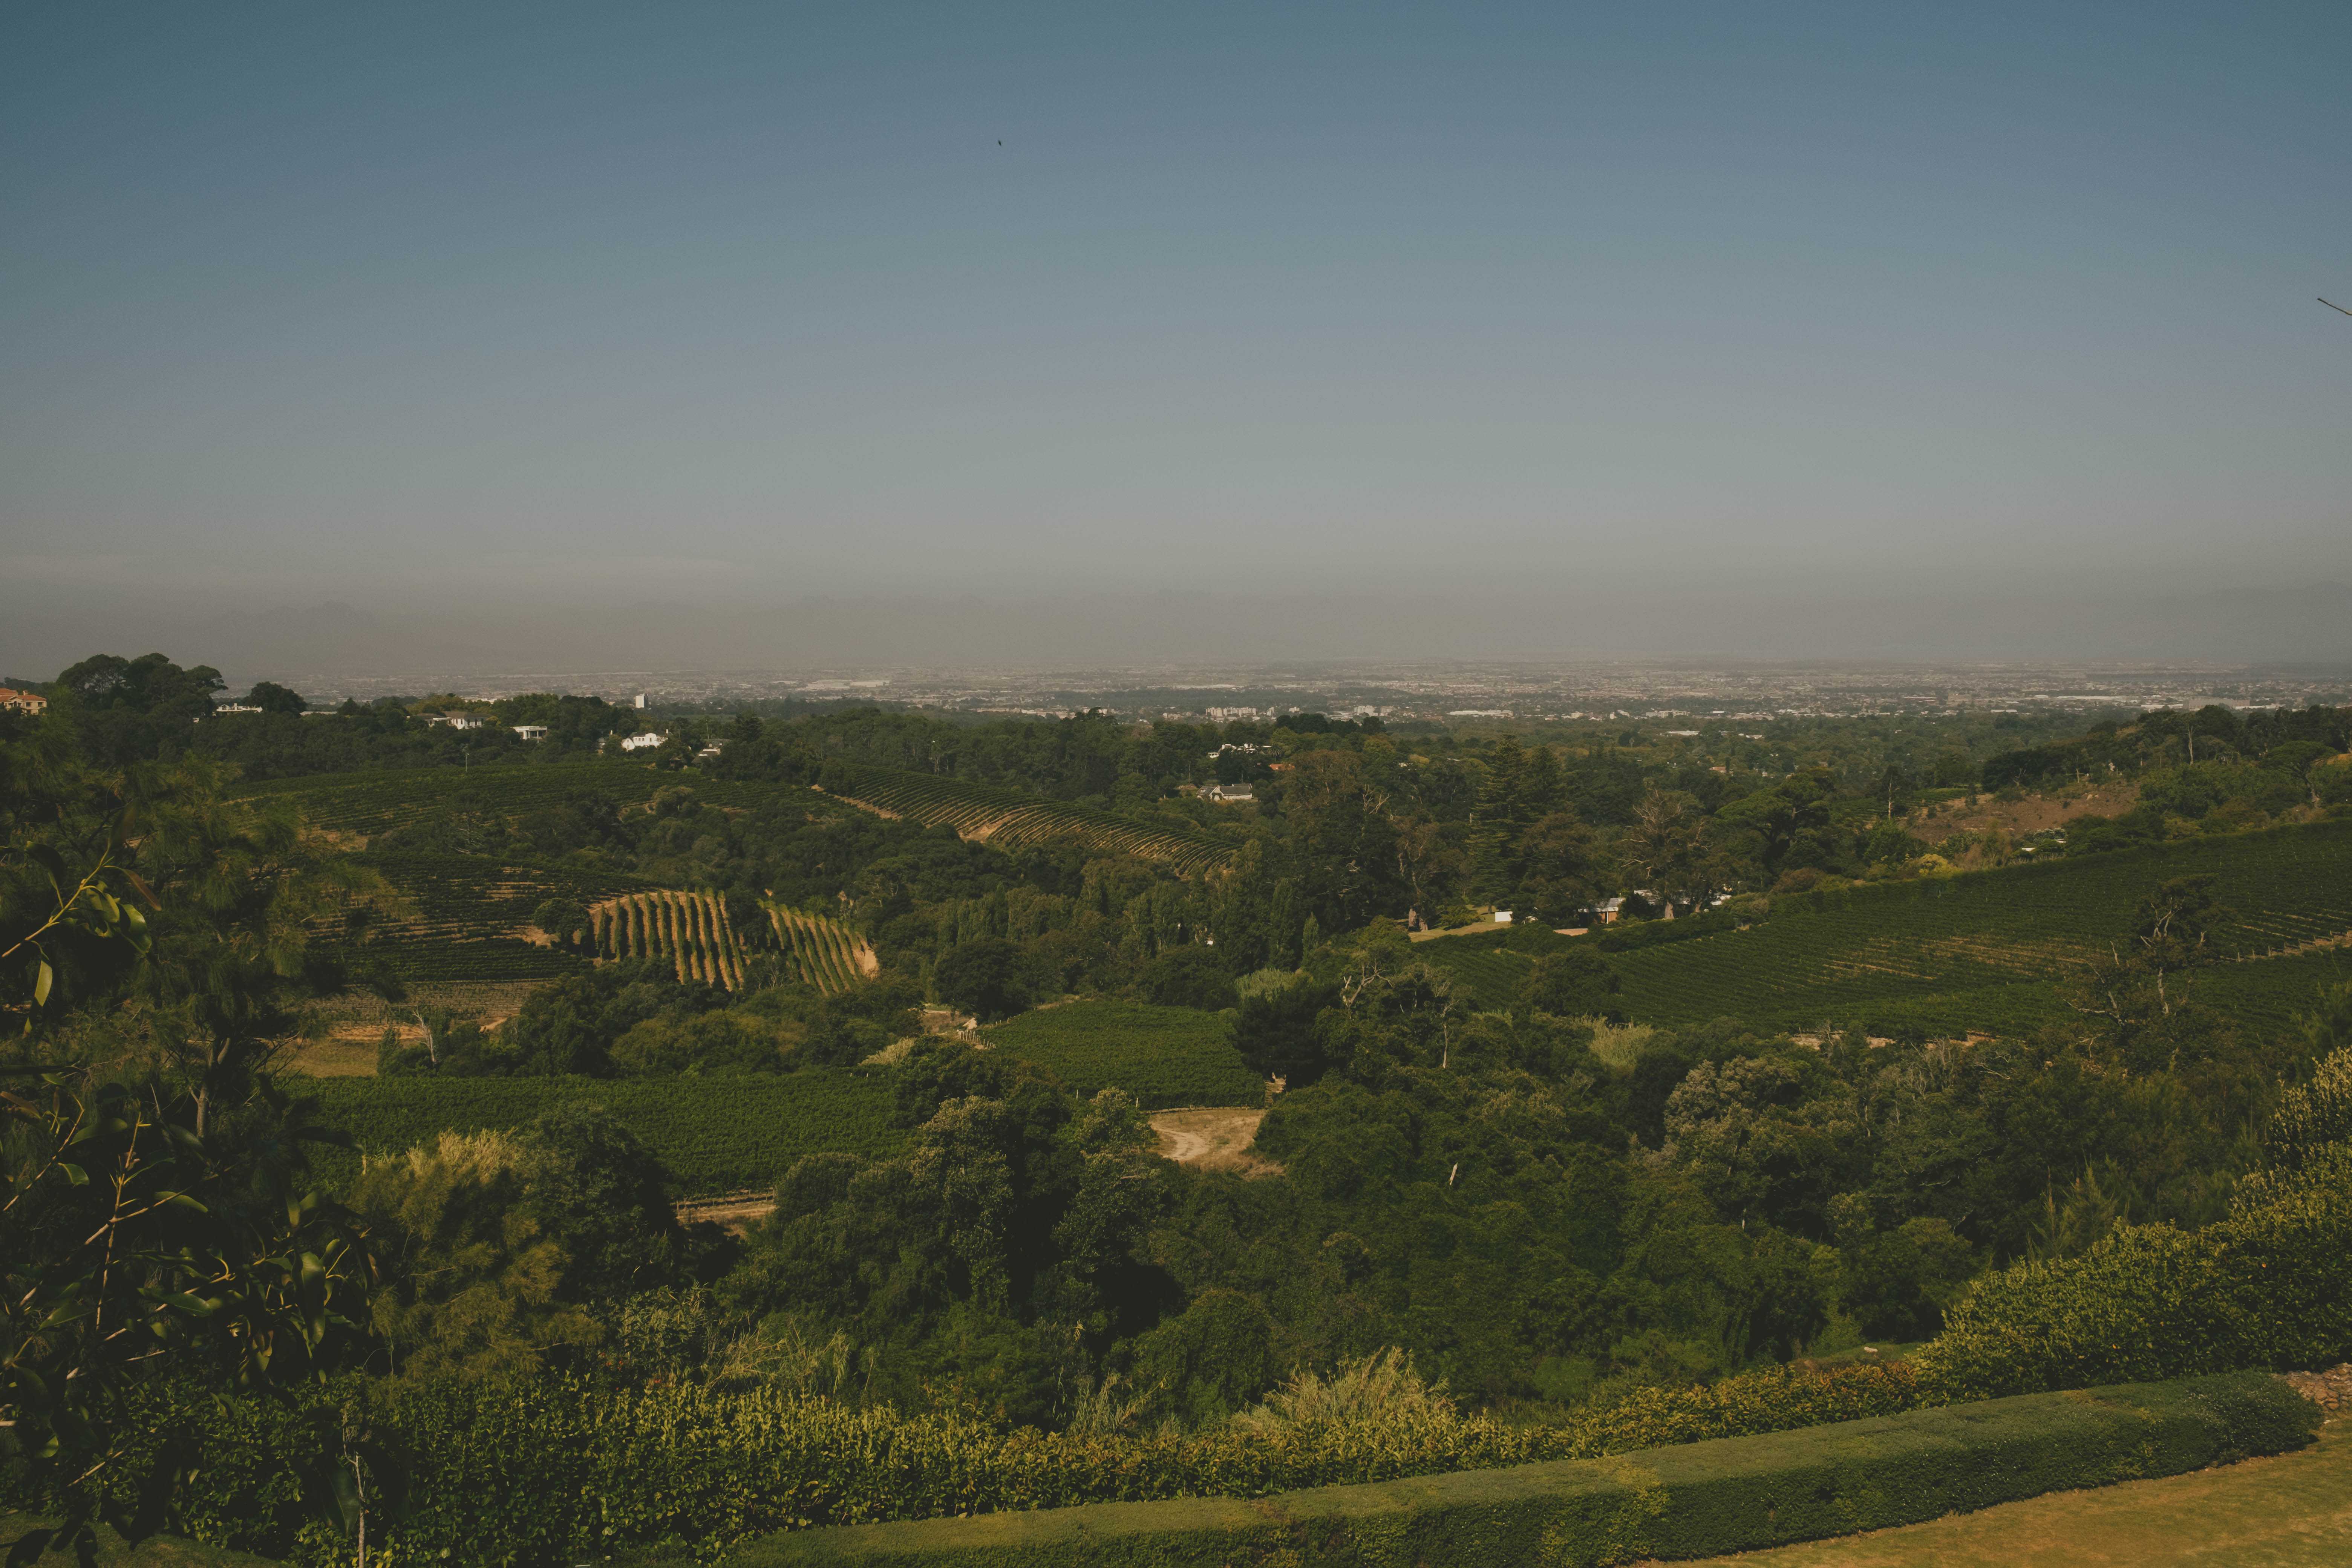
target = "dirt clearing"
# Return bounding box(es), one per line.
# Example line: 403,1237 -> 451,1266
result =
1151,1107 -> 1279,1177
675,1190 -> 779,1233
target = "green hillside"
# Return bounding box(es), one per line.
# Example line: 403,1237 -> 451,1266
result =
1417,818 -> 2352,1037
984,999 -> 1263,1108
243,763 -> 860,983
238,758 -> 828,840
820,762 -> 1237,872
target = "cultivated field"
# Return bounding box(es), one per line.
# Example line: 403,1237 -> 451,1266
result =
763,903 -> 880,994
593,888 -> 757,989
984,998 -> 1263,1108
339,851 -> 649,982
819,763 -> 1236,873
1415,818 -> 2352,1038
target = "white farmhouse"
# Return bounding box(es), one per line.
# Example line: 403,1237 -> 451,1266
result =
619,731 -> 666,753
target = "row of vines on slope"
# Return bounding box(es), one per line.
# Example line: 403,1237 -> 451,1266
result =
585,891 -> 879,997
765,903 -> 879,994
817,763 -> 1236,873
591,890 -> 753,990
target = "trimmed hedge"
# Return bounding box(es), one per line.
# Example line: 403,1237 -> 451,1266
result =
698,1372 -> 2315,1567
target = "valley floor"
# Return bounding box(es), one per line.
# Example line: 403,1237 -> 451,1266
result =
1677,1413 -> 2352,1568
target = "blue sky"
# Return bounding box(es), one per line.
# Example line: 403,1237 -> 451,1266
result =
3,1 -> 2348,668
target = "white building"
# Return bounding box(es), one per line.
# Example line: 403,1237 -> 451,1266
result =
513,724 -> 549,741
619,731 -> 666,753
1200,783 -> 1256,804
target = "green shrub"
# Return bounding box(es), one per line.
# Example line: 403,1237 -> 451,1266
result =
710,1372 -> 2315,1568
28,1357 -> 1948,1565
1917,1140 -> 2352,1400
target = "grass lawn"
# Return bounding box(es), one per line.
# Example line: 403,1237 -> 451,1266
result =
1680,1414 -> 2351,1567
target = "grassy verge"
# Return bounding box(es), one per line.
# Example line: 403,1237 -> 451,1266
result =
709,1372 -> 2313,1568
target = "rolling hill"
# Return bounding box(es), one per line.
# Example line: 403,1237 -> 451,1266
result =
1416,818 -> 2352,1038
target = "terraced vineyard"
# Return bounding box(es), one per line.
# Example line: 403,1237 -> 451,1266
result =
820,764 -> 1236,873
985,999 -> 1263,1108
1416,819 -> 2352,1038
240,760 -> 661,839
592,889 -> 758,989
764,904 -> 879,994
302,1069 -> 905,1196
340,851 -> 651,982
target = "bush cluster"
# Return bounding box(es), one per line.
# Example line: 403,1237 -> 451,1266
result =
32,1358 -> 1927,1566
1916,1142 -> 2352,1399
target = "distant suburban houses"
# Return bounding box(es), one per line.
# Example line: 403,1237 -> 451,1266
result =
0,687 -> 48,715
1199,782 -> 1255,804
617,732 -> 665,752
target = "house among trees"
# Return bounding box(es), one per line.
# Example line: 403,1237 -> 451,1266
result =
1200,782 -> 1256,804
0,687 -> 48,715
512,724 -> 550,741
618,731 -> 665,753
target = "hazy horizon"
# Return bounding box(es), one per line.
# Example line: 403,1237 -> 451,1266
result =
6,2 -> 2349,673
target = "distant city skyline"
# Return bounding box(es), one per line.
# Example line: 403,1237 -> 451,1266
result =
5,2 -> 2349,668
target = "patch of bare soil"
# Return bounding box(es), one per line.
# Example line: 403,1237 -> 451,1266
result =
1924,781 -> 2141,842
1410,920 -> 1512,943
1152,1108 -> 1280,1177
675,1190 -> 777,1233
280,1038 -> 383,1077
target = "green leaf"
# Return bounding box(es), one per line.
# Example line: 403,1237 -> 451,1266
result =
58,1162 -> 87,1185
26,843 -> 67,893
32,960 -> 52,1007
